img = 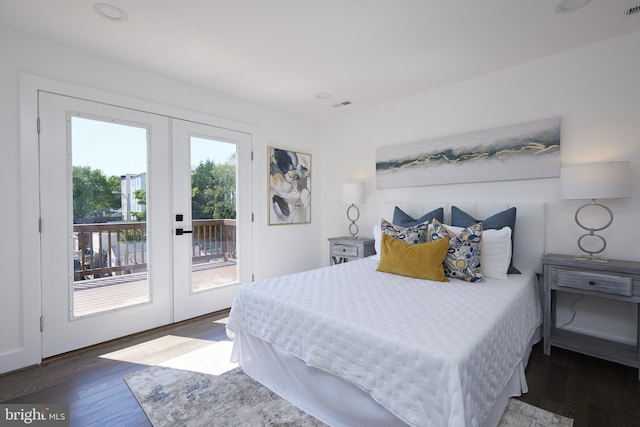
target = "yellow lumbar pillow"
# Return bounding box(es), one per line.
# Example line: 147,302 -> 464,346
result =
377,233 -> 450,282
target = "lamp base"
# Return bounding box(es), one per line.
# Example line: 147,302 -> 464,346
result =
346,204 -> 360,238
573,199 -> 611,263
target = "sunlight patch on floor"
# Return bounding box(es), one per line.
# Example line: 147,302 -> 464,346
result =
157,340 -> 237,375
99,335 -> 234,371
213,316 -> 228,325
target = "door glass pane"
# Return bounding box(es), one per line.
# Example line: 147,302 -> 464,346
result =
190,137 -> 238,292
71,116 -> 150,317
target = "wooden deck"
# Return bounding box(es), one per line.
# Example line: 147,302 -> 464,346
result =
192,260 -> 238,291
73,261 -> 238,317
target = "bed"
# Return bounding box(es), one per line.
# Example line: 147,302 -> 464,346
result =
226,202 -> 545,427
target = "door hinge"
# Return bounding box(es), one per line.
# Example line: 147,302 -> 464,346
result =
251,212 -> 254,223
37,117 -> 41,134
252,273 -> 255,281
38,217 -> 42,233
251,150 -> 254,161
40,316 -> 44,332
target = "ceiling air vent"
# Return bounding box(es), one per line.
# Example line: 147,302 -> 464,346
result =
332,100 -> 353,108
624,2 -> 640,15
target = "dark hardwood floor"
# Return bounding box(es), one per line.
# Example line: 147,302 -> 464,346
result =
520,342 -> 640,427
1,312 -> 639,427
0,310 -> 231,427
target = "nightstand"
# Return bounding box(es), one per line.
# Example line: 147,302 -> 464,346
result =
542,253 -> 640,380
328,236 -> 376,265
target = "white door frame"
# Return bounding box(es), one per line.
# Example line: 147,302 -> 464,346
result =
19,74 -> 257,367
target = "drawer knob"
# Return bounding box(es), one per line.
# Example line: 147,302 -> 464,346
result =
588,280 -> 596,286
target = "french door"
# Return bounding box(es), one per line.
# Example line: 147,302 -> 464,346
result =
39,92 -> 251,357
172,119 -> 252,322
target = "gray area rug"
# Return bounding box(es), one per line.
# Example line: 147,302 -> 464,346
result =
499,399 -> 573,427
124,340 -> 573,427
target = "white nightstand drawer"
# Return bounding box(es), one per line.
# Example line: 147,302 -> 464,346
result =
332,244 -> 358,257
556,269 -> 632,296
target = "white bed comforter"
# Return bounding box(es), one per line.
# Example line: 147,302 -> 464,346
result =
226,257 -> 542,427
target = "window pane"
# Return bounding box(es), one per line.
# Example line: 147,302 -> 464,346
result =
71,116 -> 149,317
190,137 -> 238,292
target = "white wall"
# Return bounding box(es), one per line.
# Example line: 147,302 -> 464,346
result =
3,24 -> 639,374
0,27 -> 321,373
319,31 -> 640,344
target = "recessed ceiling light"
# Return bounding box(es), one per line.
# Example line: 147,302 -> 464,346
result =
555,0 -> 591,14
93,3 -> 128,22
314,92 -> 331,99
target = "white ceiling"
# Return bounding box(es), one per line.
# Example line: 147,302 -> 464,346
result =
2,1 -> 640,121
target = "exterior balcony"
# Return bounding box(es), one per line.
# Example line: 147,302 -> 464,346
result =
72,219 -> 237,317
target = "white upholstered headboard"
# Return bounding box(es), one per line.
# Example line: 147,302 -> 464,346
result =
380,202 -> 546,274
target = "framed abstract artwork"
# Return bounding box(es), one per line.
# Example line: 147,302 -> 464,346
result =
376,117 -> 561,188
268,146 -> 311,225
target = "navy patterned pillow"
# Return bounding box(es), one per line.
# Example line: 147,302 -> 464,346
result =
392,206 -> 444,227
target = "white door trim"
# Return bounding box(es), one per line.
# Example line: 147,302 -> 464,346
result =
17,73 -> 257,369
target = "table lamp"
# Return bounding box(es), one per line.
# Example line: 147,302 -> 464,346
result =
560,161 -> 631,262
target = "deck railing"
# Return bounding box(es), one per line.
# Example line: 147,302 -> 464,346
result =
73,219 -> 236,280
191,219 -> 237,263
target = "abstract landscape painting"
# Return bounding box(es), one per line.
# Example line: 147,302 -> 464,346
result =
269,147 -> 311,225
376,117 -> 561,188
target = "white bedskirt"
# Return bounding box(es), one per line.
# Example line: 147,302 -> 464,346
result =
230,327 -> 541,427
227,258 -> 543,427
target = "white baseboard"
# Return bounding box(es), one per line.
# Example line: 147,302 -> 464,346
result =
0,349 -> 38,375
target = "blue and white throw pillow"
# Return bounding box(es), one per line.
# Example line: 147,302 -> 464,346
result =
381,219 -> 429,245
429,219 -> 483,282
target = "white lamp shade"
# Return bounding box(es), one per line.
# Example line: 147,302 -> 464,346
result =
341,182 -> 364,204
560,161 -> 631,200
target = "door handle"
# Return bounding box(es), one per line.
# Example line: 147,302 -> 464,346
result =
175,228 -> 193,236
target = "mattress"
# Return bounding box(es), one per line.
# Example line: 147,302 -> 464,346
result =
226,257 -> 542,427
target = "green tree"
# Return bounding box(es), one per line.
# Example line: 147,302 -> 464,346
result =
72,166 -> 120,221
191,158 -> 236,219
130,189 -> 147,221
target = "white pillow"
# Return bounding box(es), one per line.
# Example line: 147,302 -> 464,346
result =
372,223 -> 382,260
481,227 -> 512,280
445,225 -> 512,280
